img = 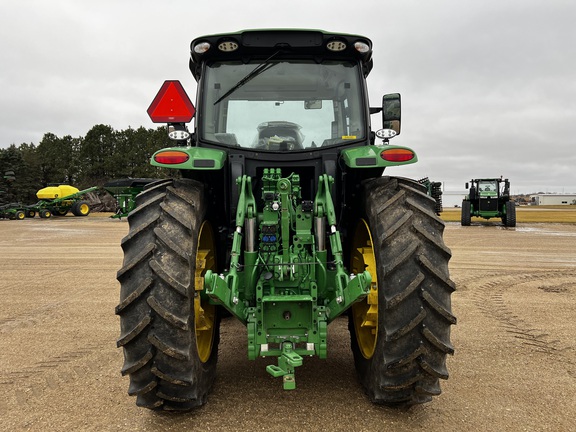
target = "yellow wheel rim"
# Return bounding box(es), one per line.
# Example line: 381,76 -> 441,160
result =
350,219 -> 378,359
194,221 -> 217,363
80,204 -> 89,215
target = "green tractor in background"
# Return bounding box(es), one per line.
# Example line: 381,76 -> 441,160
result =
461,177 -> 516,227
116,29 -> 456,411
103,178 -> 157,219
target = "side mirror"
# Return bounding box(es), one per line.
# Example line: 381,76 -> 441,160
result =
382,93 -> 401,136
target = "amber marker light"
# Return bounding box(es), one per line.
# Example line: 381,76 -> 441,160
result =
154,150 -> 190,164
354,41 -> 370,53
380,148 -> 415,162
193,42 -> 211,54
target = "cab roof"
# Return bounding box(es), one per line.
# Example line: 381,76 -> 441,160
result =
189,29 -> 373,81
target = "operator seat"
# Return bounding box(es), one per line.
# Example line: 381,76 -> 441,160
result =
255,121 -> 304,150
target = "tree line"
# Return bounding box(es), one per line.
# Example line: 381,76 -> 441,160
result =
0,124 -> 175,204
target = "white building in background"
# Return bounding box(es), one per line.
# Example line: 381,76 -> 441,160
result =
441,191 -> 468,208
531,194 -> 576,205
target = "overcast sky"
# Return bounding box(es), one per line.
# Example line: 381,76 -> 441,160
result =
1,0 -> 574,193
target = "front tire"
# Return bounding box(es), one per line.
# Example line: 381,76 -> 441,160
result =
349,176 -> 456,406
116,178 -> 220,410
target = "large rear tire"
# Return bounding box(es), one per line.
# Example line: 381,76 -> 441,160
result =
349,176 -> 456,406
116,178 -> 220,410
461,200 -> 471,226
504,201 -> 516,227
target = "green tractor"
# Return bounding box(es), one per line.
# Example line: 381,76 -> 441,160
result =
461,177 -> 516,227
116,29 -> 456,411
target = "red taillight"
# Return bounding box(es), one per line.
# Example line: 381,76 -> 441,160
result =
154,151 -> 190,164
380,148 -> 415,162
147,80 -> 196,123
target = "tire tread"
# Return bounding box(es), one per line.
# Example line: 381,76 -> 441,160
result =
350,176 -> 456,406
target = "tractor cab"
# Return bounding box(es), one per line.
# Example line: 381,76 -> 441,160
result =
148,30 -> 416,235
477,180 -> 498,196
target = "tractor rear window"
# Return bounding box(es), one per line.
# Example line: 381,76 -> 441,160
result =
199,60 -> 366,151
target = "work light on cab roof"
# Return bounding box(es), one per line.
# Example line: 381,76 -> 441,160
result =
192,34 -> 371,56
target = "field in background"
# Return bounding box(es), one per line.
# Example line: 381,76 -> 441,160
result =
63,208 -> 576,224
440,205 -> 576,223
92,209 -> 576,224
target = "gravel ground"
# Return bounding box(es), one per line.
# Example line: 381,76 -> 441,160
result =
1,216 -> 575,431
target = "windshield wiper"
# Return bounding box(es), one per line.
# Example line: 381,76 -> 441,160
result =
214,51 -> 280,105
